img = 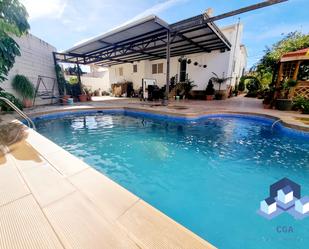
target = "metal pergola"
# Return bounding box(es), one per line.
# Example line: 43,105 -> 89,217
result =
54,14 -> 231,66
53,0 -> 287,103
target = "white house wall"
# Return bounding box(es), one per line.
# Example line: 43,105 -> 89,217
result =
2,34 -> 57,105
108,23 -> 247,92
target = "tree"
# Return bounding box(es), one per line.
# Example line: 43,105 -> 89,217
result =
0,0 -> 30,82
253,32 -> 309,83
238,77 -> 245,92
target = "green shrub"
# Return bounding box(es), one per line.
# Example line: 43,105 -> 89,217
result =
293,96 -> 309,114
238,77 -> 245,91
245,77 -> 261,98
0,91 -> 23,111
12,74 -> 35,99
55,64 -> 66,95
205,80 -> 215,95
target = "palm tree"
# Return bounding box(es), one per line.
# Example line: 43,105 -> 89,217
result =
211,72 -> 232,99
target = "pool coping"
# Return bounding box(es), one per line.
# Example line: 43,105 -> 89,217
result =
28,106 -> 309,136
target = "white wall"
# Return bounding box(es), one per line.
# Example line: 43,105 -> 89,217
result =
81,74 -> 110,93
65,71 -> 111,93
108,23 -> 247,92
2,34 -> 57,105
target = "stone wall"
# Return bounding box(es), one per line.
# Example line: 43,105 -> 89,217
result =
1,34 -> 57,106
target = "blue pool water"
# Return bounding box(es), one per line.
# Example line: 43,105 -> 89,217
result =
35,111 -> 309,249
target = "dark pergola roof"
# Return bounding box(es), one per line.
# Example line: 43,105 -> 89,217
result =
54,13 -> 231,67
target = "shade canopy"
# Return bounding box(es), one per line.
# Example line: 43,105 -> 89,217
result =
281,48 -> 309,62
55,13 -> 231,67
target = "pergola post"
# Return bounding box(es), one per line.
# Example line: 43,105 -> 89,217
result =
292,61 -> 301,80
164,29 -> 171,106
76,61 -> 82,95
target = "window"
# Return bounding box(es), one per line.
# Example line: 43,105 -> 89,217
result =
152,64 -> 157,74
158,63 -> 163,74
133,64 -> 137,73
118,67 -> 123,76
152,63 -> 163,74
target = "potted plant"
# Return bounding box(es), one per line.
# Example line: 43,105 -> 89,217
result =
83,87 -> 93,101
78,84 -> 88,102
205,79 -> 215,100
68,76 -> 86,102
175,78 -> 196,99
11,75 -> 35,108
275,78 -> 297,111
211,72 -> 231,100
55,64 -> 71,104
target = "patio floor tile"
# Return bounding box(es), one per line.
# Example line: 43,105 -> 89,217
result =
118,200 -> 216,249
43,192 -> 139,249
19,162 -> 76,207
0,155 -> 30,207
0,195 -> 63,249
69,167 -> 139,221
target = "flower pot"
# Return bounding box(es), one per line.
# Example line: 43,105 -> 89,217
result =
275,99 -> 292,111
263,104 -> 272,109
79,94 -> 88,102
23,98 -> 33,108
206,95 -> 214,101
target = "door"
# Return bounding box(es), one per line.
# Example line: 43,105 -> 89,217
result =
179,59 -> 187,82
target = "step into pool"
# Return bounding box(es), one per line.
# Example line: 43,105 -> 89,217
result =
34,111 -> 309,249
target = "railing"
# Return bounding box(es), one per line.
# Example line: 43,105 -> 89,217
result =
0,97 -> 36,130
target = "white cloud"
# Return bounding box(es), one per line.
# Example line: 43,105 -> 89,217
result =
21,0 -> 68,20
73,0 -> 189,46
123,0 -> 188,25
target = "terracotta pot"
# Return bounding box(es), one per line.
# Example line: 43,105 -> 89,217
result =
23,98 -> 33,108
206,95 -> 214,101
263,104 -> 272,109
79,94 -> 88,102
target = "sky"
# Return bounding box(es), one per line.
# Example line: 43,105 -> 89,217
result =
20,0 -> 308,69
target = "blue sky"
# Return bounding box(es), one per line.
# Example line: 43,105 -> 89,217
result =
21,0 -> 308,68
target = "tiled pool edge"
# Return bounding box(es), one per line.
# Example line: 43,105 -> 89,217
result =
29,107 -> 309,138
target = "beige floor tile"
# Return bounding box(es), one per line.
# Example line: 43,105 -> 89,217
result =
25,129 -> 63,157
43,192 -> 139,249
0,156 -> 30,207
44,149 -> 89,177
69,168 -> 139,221
0,195 -> 63,249
9,140 -> 46,170
20,163 -> 76,207
118,200 -> 216,249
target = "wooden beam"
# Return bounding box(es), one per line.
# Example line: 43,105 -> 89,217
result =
292,61 -> 301,80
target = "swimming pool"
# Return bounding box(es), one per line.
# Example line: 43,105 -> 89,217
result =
34,110 -> 309,249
